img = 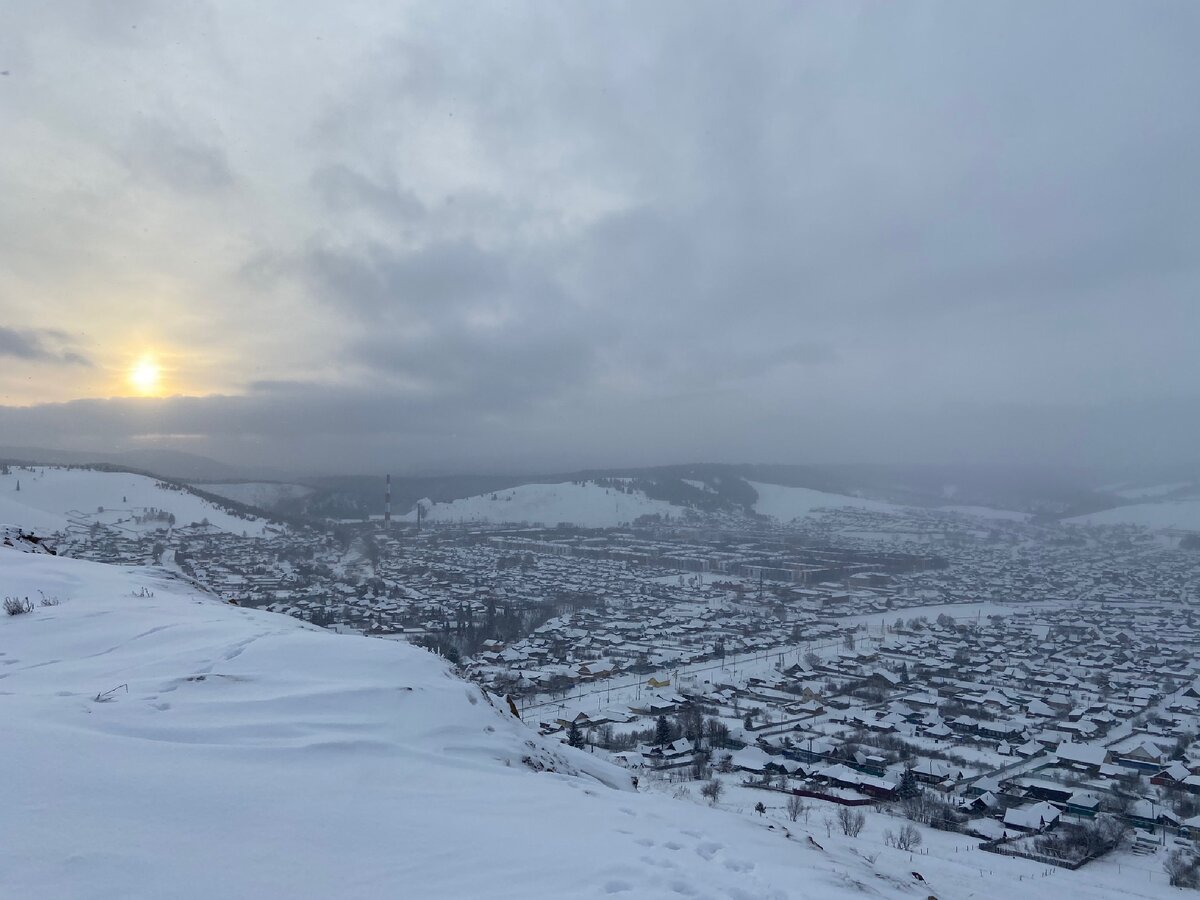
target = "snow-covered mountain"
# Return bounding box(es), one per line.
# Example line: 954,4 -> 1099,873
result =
1067,498 -> 1200,532
746,481 -> 903,523
0,466 -> 274,536
401,478 -> 914,528
1067,480 -> 1200,532
402,481 -> 682,528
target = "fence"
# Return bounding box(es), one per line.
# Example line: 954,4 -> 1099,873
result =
980,840 -> 1089,870
741,780 -> 877,807
978,835 -> 1115,871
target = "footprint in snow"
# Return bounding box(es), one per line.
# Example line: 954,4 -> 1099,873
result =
694,841 -> 722,860
603,880 -> 633,894
640,855 -> 677,870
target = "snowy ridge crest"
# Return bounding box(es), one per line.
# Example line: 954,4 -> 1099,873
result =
0,524 -> 56,554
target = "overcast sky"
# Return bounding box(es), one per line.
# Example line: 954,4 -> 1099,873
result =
1,1 -> 1198,476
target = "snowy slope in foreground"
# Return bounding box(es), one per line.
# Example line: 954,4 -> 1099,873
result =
0,549 -> 1170,900
0,550 -> 823,899
403,481 -> 680,527
748,481 -> 903,522
0,467 -> 273,536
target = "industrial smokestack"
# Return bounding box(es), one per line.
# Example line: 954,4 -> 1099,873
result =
385,474 -> 391,527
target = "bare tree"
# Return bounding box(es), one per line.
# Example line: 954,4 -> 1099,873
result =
836,806 -> 866,837
786,794 -> 806,823
700,778 -> 724,806
1164,849 -> 1200,888
884,824 -> 922,851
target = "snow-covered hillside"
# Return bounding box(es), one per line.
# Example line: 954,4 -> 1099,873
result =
400,478 -> 908,528
0,544 -> 1178,899
398,477 -> 1026,529
193,481 -> 314,510
0,467 -> 273,536
402,481 -> 681,528
0,548 -> 870,899
1108,482 -> 1195,504
1067,499 -> 1200,532
1,524 -> 57,554
747,481 -> 903,522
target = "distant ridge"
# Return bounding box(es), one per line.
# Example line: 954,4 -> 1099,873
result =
0,446 -> 280,482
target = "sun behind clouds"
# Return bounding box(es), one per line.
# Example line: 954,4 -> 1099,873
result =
128,355 -> 162,396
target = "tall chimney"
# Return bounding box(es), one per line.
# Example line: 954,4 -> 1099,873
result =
384,474 -> 391,527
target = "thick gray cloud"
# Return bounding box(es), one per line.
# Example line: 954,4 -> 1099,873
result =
122,117 -> 235,193
0,327 -> 90,366
0,1 -> 1197,474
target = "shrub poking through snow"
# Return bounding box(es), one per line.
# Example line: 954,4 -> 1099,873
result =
5,596 -> 35,616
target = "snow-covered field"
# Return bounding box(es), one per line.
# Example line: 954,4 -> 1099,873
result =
402,481 -> 681,528
193,481 -> 314,510
0,467 -> 272,536
0,541 -> 1184,899
747,481 -> 903,522
1067,499 -> 1200,532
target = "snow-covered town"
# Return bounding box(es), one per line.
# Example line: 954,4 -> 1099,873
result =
6,463 -> 1200,893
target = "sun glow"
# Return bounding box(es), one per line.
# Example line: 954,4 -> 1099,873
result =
128,356 -> 162,396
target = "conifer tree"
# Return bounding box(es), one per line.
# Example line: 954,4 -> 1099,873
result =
897,764 -> 921,799
654,714 -> 671,748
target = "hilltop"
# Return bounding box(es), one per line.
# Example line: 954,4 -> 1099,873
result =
0,466 -> 276,537
285,464 -> 1079,526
